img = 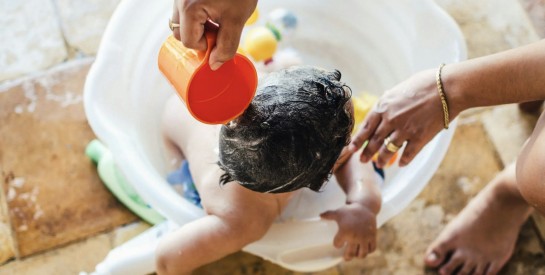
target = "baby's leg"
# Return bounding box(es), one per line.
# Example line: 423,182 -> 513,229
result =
424,162 -> 533,275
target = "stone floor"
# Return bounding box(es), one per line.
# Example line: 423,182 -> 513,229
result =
1,0 -> 545,274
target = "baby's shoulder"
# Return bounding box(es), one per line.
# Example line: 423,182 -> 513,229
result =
199,180 -> 293,219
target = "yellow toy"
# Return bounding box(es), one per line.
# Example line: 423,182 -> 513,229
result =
243,27 -> 278,62
241,8 -> 298,64
351,93 -> 378,134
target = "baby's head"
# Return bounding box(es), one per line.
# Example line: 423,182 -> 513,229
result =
218,66 -> 354,193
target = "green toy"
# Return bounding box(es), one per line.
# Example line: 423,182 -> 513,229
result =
86,139 -> 165,225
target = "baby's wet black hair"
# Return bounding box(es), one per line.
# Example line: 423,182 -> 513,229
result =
218,66 -> 353,193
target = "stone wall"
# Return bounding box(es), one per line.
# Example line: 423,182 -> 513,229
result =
0,0 -> 120,82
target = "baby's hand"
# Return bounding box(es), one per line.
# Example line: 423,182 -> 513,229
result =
320,203 -> 377,261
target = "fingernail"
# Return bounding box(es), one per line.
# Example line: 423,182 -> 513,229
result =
210,61 -> 223,71
426,252 -> 438,262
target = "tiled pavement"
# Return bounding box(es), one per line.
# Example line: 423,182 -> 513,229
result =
1,0 -> 544,274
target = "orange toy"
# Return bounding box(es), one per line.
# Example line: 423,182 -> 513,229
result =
372,151 -> 398,167
158,21 -> 258,124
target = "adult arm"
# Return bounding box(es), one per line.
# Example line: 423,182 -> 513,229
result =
350,39 -> 545,167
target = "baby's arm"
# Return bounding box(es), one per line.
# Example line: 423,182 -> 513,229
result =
158,96 -> 282,274
156,181 -> 280,275
321,151 -> 381,260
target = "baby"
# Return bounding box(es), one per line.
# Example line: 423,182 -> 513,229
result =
156,66 -> 382,274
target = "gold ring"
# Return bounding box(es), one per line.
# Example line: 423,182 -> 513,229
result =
169,19 -> 180,31
384,137 -> 401,153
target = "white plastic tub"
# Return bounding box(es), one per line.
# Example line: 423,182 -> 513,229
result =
84,0 -> 466,273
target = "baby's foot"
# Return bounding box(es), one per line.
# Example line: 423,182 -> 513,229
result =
424,165 -> 533,275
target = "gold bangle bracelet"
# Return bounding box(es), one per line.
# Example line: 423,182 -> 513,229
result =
436,63 -> 450,129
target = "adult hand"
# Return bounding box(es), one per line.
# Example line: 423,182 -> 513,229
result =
349,68 -> 456,168
171,0 -> 258,70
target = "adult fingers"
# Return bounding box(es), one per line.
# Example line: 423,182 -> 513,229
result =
349,111 -> 381,154
375,131 -> 406,168
209,20 -> 244,70
179,5 -> 208,51
171,2 -> 181,40
333,146 -> 352,172
360,120 -> 391,163
398,136 -> 427,167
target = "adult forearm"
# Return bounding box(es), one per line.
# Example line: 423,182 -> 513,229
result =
445,39 -> 545,116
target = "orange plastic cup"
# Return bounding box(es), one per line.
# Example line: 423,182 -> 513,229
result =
158,23 -> 258,124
